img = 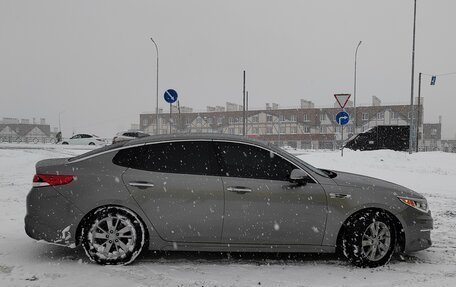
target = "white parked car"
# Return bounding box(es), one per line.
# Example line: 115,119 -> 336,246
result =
61,134 -> 106,146
112,131 -> 150,144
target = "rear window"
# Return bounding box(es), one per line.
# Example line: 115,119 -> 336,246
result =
68,141 -> 126,162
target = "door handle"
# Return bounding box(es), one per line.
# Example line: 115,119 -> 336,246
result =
129,181 -> 154,189
329,193 -> 351,199
227,186 -> 252,194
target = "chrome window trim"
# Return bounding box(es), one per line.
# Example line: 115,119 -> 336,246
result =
67,138 -> 319,184
67,139 -> 210,164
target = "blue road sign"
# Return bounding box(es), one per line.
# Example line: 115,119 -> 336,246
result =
164,89 -> 178,104
430,76 -> 436,86
336,111 -> 350,126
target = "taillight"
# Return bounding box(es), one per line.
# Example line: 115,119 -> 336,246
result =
33,174 -> 74,187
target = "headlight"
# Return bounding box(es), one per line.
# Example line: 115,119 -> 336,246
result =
398,196 -> 429,213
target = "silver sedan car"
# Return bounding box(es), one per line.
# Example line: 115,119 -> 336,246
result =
25,134 -> 432,267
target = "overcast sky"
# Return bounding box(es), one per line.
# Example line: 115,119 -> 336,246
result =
1,0 -> 455,139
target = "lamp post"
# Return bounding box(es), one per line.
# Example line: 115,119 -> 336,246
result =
416,71 -> 456,151
353,40 -> 362,134
58,111 -> 65,132
409,0 -> 417,154
150,37 -> 159,135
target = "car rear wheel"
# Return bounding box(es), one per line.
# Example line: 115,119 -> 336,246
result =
62,142 -> 69,145
88,142 -> 95,145
342,210 -> 395,267
82,206 -> 145,265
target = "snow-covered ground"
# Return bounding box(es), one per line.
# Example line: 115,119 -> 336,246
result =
1,145 -> 455,287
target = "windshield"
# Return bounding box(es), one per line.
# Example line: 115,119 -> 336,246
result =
347,134 -> 358,142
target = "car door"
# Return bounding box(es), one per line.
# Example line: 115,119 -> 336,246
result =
214,141 -> 327,246
69,134 -> 81,144
118,140 -> 225,243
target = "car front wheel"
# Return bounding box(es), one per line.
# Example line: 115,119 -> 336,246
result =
342,210 -> 395,267
82,206 -> 146,265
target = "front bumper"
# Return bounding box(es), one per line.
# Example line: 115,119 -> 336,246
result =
25,187 -> 84,247
396,206 -> 433,253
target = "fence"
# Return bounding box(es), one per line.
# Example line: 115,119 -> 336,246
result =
0,136 -> 56,144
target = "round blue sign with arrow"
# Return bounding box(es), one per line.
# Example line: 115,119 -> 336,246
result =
164,89 -> 178,104
336,111 -> 350,126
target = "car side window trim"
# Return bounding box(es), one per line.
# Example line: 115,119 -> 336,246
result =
68,138 -> 319,183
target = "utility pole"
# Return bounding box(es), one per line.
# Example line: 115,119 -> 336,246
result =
246,91 -> 249,134
150,37 -> 159,135
416,72 -> 422,152
58,111 -> 64,132
409,0 -> 417,154
353,41 -> 362,134
242,70 -> 246,136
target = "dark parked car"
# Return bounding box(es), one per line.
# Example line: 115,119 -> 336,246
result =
25,134 -> 432,267
345,125 -> 410,151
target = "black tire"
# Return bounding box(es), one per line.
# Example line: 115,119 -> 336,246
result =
341,210 -> 395,268
81,206 -> 146,265
62,142 -> 69,145
88,142 -> 95,145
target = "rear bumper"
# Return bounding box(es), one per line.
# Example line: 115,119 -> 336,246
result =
396,207 -> 433,253
25,187 -> 84,247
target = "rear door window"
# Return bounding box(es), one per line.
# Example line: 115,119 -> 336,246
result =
113,141 -> 219,176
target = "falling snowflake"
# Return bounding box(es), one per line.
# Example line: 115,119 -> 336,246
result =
274,222 -> 280,231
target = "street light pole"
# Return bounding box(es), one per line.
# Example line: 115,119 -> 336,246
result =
242,70 -> 246,136
58,111 -> 65,132
416,72 -> 422,152
150,37 -> 159,135
353,41 -> 362,134
415,71 -> 456,151
409,0 -> 417,154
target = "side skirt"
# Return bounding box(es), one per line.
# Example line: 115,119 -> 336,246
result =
154,243 -> 335,254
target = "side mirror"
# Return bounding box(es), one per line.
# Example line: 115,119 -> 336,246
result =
289,169 -> 310,185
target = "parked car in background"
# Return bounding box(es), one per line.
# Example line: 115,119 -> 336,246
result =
344,125 -> 410,151
112,131 -> 150,144
61,134 -> 106,146
25,134 -> 432,267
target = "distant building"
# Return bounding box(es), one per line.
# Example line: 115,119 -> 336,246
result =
420,117 -> 455,152
139,98 -> 425,150
129,123 -> 140,131
0,117 -> 53,143
300,99 -> 315,109
226,102 -> 238,112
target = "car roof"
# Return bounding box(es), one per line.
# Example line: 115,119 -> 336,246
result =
125,133 -> 273,149
69,133 -> 280,163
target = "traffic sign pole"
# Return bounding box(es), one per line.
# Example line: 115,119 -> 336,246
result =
335,110 -> 350,157
163,89 -> 178,135
341,124 -> 344,157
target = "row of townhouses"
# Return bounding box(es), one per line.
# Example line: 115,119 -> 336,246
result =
0,117 -> 55,143
139,96 -> 444,151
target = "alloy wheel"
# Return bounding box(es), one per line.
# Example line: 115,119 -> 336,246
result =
361,221 -> 391,261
